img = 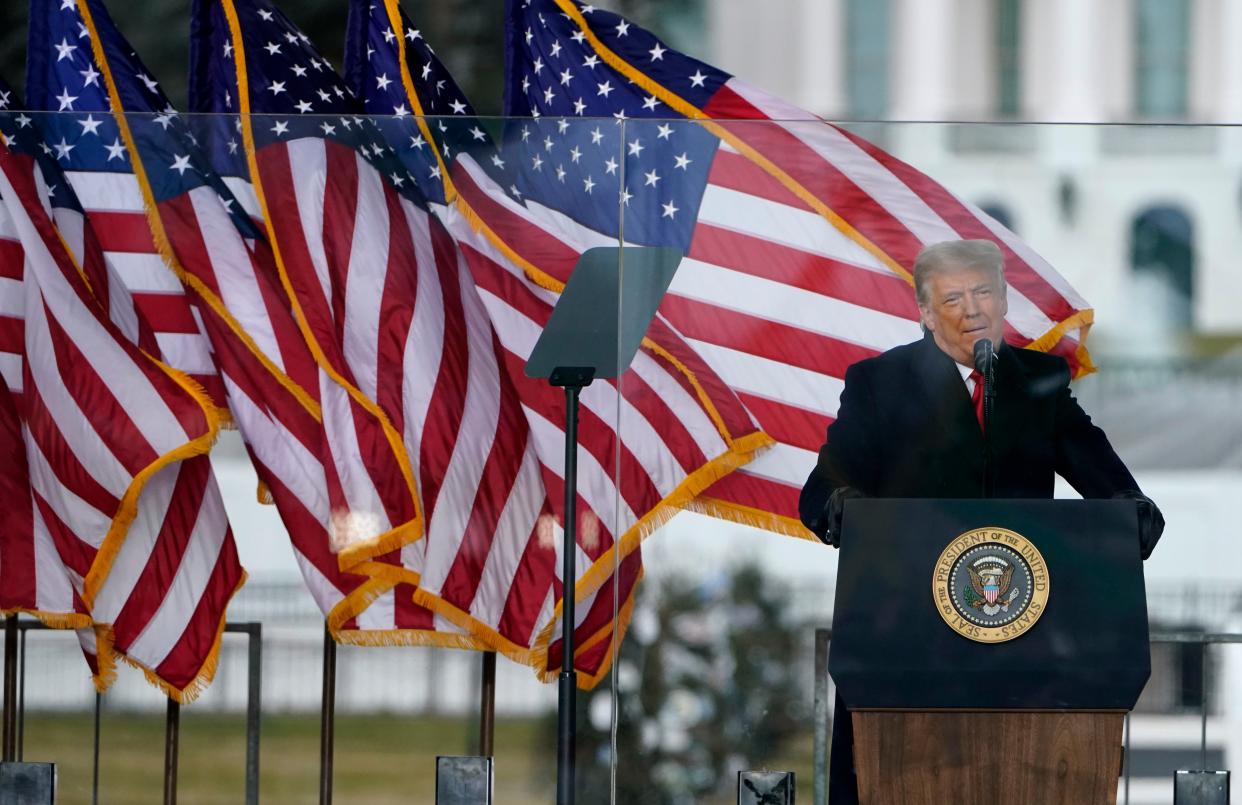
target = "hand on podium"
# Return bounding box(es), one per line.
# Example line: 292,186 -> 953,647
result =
1112,489 -> 1165,559
821,486 -> 864,548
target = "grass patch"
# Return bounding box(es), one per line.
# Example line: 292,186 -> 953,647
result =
20,711 -> 816,803
21,711 -> 553,804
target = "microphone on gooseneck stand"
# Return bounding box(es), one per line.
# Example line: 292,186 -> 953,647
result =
973,338 -> 996,391
973,338 -> 996,498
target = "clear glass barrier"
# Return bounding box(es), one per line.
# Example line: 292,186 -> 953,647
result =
1,112 -> 1239,805
602,117 -> 1242,805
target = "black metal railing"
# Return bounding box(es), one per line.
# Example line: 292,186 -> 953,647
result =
4,615 -> 1235,804
1,616 -> 262,805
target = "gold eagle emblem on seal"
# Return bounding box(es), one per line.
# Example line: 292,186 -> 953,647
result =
931,527 -> 1050,643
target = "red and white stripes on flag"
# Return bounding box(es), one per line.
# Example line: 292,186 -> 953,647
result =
216,0 -> 764,682
145,181 -> 370,622
0,191 -> 26,400
214,0 -> 526,647
241,136 -> 427,576
233,130 -> 557,656
0,140 -> 243,701
129,165 -> 451,643
81,53 -> 446,645
348,9 -> 773,680
663,80 -> 1095,534
457,71 -> 1094,537
236,121 -> 764,681
444,135 -> 867,543
429,196 -> 769,684
60,167 -> 228,411
0,207 -> 88,627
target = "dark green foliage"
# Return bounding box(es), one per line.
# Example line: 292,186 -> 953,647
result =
0,1 -> 190,104
0,3 -> 25,97
0,0 -> 498,110
549,563 -> 807,804
0,0 -> 703,114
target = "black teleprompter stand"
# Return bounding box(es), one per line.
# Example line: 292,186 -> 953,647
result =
549,364 -> 592,805
525,246 -> 682,805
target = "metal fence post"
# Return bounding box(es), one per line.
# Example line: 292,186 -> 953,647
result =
223,621 -> 263,805
17,626 -> 26,761
246,623 -> 262,805
1123,712 -> 1131,805
813,627 -> 831,805
1200,639 -> 1209,771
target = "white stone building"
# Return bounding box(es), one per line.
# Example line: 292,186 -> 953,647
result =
703,2 -> 1242,801
707,0 -> 1242,350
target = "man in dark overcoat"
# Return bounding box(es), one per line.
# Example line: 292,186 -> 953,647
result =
799,239 -> 1163,805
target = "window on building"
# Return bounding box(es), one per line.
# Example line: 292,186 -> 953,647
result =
649,0 -> 707,62
978,202 -> 1016,234
845,0 -> 890,118
995,0 -> 1021,117
1176,640 -> 1207,710
1130,205 -> 1194,330
1135,0 -> 1190,117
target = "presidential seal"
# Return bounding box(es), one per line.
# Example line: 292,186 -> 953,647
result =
931,527 -> 1050,643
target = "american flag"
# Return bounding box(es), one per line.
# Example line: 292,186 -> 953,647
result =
0,89 -> 88,629
24,1 -> 230,412
0,379 -> 78,623
191,0 -> 557,649
70,0 -> 420,643
501,0 -> 1097,536
0,165 -> 104,681
22,1 -> 246,701
345,0 -> 770,683
0,81 -> 243,700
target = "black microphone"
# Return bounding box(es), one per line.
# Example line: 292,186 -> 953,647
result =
973,338 -> 996,497
972,338 -> 995,376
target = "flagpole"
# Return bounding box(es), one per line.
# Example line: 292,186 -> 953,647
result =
92,692 -> 102,805
163,698 -> 180,805
2,614 -> 16,762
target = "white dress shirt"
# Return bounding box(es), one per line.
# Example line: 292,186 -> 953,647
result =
957,361 -> 976,396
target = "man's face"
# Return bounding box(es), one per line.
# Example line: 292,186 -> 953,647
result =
918,263 -> 1008,367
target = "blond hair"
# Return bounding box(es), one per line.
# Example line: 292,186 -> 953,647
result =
913,240 -> 1006,306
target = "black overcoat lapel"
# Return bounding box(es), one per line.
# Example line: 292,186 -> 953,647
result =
912,334 -> 984,450
895,334 -> 986,497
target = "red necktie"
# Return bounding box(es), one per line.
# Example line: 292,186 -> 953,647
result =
969,370 -> 985,432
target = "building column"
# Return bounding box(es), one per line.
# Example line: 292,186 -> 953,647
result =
796,0 -> 845,117
1040,0 -> 1106,178
1213,0 -> 1242,173
889,0 -> 954,120
887,0 -> 953,164
1211,0 -> 1242,120
1045,0 -> 1105,122
1197,0 -> 1242,332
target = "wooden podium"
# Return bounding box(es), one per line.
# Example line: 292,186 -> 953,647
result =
829,500 -> 1149,805
852,711 -> 1123,804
